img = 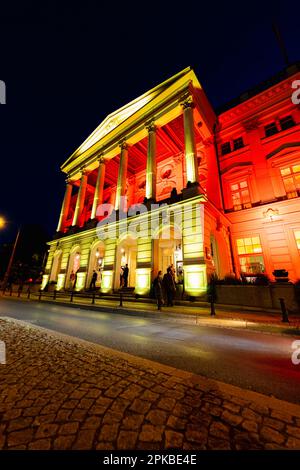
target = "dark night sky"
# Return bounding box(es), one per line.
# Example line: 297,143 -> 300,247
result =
0,0 -> 299,242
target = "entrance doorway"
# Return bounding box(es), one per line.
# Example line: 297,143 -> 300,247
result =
66,246 -> 81,289
87,241 -> 105,288
156,226 -> 183,281
115,236 -> 137,289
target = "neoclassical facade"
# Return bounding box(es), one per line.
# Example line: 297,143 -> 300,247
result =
43,64 -> 300,295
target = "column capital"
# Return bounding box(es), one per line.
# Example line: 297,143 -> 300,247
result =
98,155 -> 106,165
65,176 -> 73,185
179,92 -> 195,109
145,119 -> 156,133
79,167 -> 88,176
119,139 -> 128,150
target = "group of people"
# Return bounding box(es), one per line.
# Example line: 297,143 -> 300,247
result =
120,264 -> 129,288
153,264 -> 177,311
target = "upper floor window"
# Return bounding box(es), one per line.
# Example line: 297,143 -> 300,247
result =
233,137 -> 244,151
264,115 -> 296,138
221,136 -> 245,155
265,122 -> 278,137
221,142 -> 231,155
280,115 -> 295,131
294,230 -> 300,250
280,164 -> 300,199
236,236 -> 265,274
230,180 -> 252,211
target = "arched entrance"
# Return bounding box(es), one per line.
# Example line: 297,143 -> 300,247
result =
115,235 -> 137,289
87,241 -> 105,288
50,249 -> 62,282
66,245 -> 81,289
155,225 -> 183,281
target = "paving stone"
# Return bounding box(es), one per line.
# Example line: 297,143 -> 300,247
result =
8,417 -> 33,432
286,424 -> 300,436
146,409 -> 167,425
165,430 -> 184,448
121,413 -> 144,431
285,437 -> 300,449
270,410 -> 293,423
117,430 -> 138,449
28,439 -> 51,450
139,424 -> 164,443
263,417 -> 285,431
157,397 -> 176,412
207,437 -> 231,450
59,422 -> 79,435
72,429 -> 96,450
35,423 -> 59,439
53,435 -> 76,450
98,424 -> 119,442
166,415 -> 187,431
209,421 -> 230,439
241,420 -> 259,433
222,410 -> 243,426
81,416 -> 102,429
129,399 -> 152,415
185,424 -> 208,444
8,428 -> 34,447
260,426 -> 285,444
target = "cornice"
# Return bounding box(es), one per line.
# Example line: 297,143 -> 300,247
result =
218,76 -> 299,127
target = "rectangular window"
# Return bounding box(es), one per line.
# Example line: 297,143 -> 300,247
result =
280,164 -> 300,198
233,137 -> 244,151
236,236 -> 265,274
230,180 -> 251,210
280,115 -> 295,131
295,230 -> 300,250
221,142 -> 231,155
265,122 -> 278,137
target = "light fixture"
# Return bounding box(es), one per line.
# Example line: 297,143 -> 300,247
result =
0,217 -> 6,229
95,249 -> 100,258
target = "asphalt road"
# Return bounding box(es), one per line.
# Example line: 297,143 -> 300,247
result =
1,298 -> 300,404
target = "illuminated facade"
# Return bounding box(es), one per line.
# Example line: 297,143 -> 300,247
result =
43,64 -> 300,295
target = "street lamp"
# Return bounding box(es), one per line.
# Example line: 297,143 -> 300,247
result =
0,218 -> 21,294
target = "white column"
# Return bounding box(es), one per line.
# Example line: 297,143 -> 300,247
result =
72,169 -> 88,226
145,121 -> 157,200
181,95 -> 199,184
115,141 -> 128,211
56,179 -> 73,232
91,156 -> 106,219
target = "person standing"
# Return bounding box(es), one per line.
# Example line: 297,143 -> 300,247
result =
153,271 -> 164,311
123,264 -> 129,288
90,270 -> 97,290
163,267 -> 176,306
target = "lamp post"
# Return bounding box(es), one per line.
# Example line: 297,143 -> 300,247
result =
1,219 -> 21,294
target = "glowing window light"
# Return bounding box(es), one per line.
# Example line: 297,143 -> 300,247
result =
294,230 -> 300,250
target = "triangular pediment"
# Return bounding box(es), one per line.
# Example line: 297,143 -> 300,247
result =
62,67 -> 193,170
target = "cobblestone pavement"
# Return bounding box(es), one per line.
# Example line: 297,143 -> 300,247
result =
0,317 -> 300,450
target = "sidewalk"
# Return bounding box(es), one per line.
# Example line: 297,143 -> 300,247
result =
0,316 -> 300,450
2,291 -> 300,336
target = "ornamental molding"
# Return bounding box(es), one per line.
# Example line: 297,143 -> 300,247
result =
219,78 -> 295,126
